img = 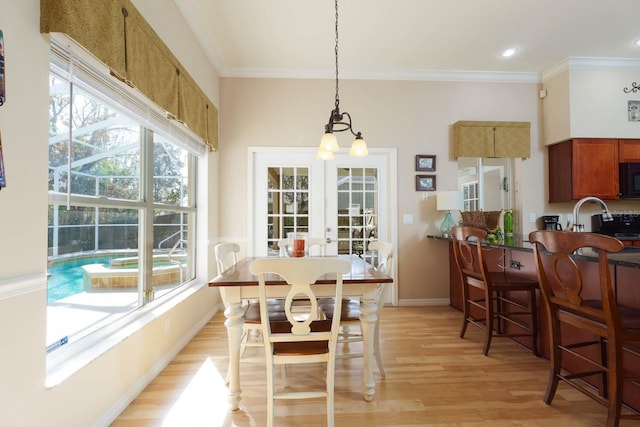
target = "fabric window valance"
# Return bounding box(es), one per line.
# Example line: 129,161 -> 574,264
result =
40,0 -> 218,151
453,121 -> 530,159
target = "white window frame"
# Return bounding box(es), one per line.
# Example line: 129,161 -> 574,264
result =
46,35 -> 206,387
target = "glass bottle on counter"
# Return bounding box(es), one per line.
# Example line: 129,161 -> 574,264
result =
504,209 -> 514,236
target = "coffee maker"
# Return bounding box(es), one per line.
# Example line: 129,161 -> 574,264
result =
541,215 -> 562,231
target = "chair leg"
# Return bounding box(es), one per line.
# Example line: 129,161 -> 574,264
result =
326,358 -> 336,427
373,321 -> 385,378
483,291 -> 495,356
281,365 -> 288,388
266,361 -> 276,427
605,342 -> 623,427
544,318 -> 562,404
530,289 -> 539,357
600,337 -> 609,398
460,287 -> 470,338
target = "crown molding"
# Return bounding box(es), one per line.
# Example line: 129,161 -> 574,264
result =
219,67 -> 541,84
542,57 -> 640,82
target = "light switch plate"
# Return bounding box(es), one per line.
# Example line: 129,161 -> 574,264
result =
529,213 -> 536,223
403,214 -> 414,224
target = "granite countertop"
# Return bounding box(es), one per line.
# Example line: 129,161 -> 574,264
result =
427,233 -> 640,269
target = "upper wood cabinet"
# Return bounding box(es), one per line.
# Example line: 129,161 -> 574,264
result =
619,139 -> 640,162
453,121 -> 530,158
548,138 -> 619,202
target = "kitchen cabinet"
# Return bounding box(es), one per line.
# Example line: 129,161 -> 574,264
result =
548,138 -> 619,202
619,139 -> 640,162
453,121 -> 530,158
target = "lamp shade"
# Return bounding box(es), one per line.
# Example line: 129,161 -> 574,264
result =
349,137 -> 368,157
437,191 -> 463,211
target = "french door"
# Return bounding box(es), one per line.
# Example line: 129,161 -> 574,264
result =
248,147 -> 396,304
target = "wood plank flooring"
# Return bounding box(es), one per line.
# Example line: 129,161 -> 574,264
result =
111,306 -> 635,426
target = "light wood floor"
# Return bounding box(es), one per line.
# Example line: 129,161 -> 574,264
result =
111,306 -> 635,426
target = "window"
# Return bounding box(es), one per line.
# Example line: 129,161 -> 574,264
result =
47,37 -> 201,358
462,182 -> 479,211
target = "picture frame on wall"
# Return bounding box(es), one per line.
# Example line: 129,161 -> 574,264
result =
416,175 -> 436,191
0,29 -> 5,106
629,100 -> 640,121
415,154 -> 436,171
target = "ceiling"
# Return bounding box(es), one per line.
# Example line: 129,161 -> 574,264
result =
174,0 -> 640,82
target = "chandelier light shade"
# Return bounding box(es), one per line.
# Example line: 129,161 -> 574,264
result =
318,0 -> 368,159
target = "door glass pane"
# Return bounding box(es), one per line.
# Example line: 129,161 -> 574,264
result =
335,167 -> 379,264
266,166 -> 309,255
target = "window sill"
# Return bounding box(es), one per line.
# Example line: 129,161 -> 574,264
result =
45,280 -> 207,388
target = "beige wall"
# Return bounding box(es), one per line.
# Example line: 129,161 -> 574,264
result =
0,0 -> 222,425
219,77 -> 545,303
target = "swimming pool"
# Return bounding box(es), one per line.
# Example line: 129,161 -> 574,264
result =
47,253 -> 186,303
47,256 -> 113,304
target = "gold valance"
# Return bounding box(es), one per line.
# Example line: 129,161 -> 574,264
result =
453,121 -> 530,159
40,0 -> 218,151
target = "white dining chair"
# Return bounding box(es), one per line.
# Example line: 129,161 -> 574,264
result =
308,236 -> 327,256
214,242 -> 240,276
321,240 -> 393,378
250,257 -> 351,427
214,242 -> 285,380
278,236 -> 327,256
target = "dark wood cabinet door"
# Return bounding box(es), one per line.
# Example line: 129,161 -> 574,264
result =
572,138 -> 619,200
549,138 -> 619,202
619,139 -> 640,162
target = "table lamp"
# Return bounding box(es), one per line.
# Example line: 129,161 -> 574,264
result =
437,191 -> 463,237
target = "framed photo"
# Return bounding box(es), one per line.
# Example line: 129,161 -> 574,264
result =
416,175 -> 436,191
415,154 -> 436,171
629,100 -> 640,121
0,30 -> 5,106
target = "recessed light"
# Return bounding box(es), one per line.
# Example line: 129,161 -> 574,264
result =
635,39 -> 640,47
501,47 -> 518,58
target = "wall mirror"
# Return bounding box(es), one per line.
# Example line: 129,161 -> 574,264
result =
457,157 -> 514,212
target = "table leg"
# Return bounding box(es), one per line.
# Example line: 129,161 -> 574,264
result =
223,301 -> 245,410
359,296 -> 378,402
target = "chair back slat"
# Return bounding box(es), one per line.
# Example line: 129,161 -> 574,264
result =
214,242 -> 240,275
451,226 -> 493,290
529,230 -> 624,329
250,258 -> 351,348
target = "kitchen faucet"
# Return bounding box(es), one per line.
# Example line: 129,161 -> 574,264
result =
569,196 -> 614,232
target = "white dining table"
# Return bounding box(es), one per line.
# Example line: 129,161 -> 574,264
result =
208,254 -> 393,410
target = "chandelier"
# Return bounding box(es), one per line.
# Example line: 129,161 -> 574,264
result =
317,0 -> 368,160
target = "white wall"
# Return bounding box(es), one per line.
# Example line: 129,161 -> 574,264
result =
571,67 -> 640,138
542,60 -> 640,144
0,1 -> 222,425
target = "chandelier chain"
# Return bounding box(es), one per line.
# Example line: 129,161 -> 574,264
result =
334,0 -> 340,109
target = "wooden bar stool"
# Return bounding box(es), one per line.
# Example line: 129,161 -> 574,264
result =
452,226 -> 539,356
529,230 -> 640,427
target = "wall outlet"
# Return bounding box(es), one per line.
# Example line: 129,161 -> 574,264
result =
510,260 -> 521,270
